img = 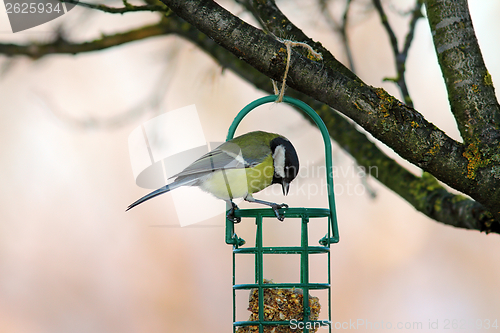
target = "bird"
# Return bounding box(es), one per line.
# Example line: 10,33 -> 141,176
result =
126,130 -> 300,222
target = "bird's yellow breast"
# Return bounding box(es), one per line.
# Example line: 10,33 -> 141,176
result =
198,154 -> 274,200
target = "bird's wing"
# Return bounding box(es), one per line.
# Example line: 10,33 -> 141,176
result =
171,140 -> 269,179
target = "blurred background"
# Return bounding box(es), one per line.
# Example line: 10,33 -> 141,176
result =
0,0 -> 499,332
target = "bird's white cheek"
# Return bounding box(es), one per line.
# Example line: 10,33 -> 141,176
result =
273,145 -> 286,178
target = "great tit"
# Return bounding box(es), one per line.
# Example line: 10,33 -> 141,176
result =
126,131 -> 299,221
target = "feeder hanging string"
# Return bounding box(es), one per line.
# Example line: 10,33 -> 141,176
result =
272,39 -> 323,103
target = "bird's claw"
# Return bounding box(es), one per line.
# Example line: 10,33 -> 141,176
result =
272,203 -> 288,221
226,202 -> 241,223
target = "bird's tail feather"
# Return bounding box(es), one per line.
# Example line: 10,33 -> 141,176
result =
126,178 -> 196,211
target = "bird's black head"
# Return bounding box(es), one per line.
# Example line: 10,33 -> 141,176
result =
270,136 -> 299,196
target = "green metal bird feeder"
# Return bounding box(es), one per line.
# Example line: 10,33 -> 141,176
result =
225,95 -> 340,333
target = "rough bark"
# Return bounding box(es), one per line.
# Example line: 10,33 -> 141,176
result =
425,0 -> 500,145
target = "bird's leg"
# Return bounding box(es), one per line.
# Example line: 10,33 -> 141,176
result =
226,201 -> 241,223
245,195 -> 288,221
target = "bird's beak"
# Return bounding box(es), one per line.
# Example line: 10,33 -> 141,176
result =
282,181 -> 290,196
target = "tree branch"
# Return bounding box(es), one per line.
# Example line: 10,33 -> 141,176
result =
0,21 -> 173,58
425,0 -> 500,145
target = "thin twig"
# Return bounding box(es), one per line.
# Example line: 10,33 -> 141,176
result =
60,0 -> 170,14
402,1 -> 424,57
319,0 -> 356,73
372,0 -> 423,108
372,0 -> 398,55
340,0 -> 355,72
